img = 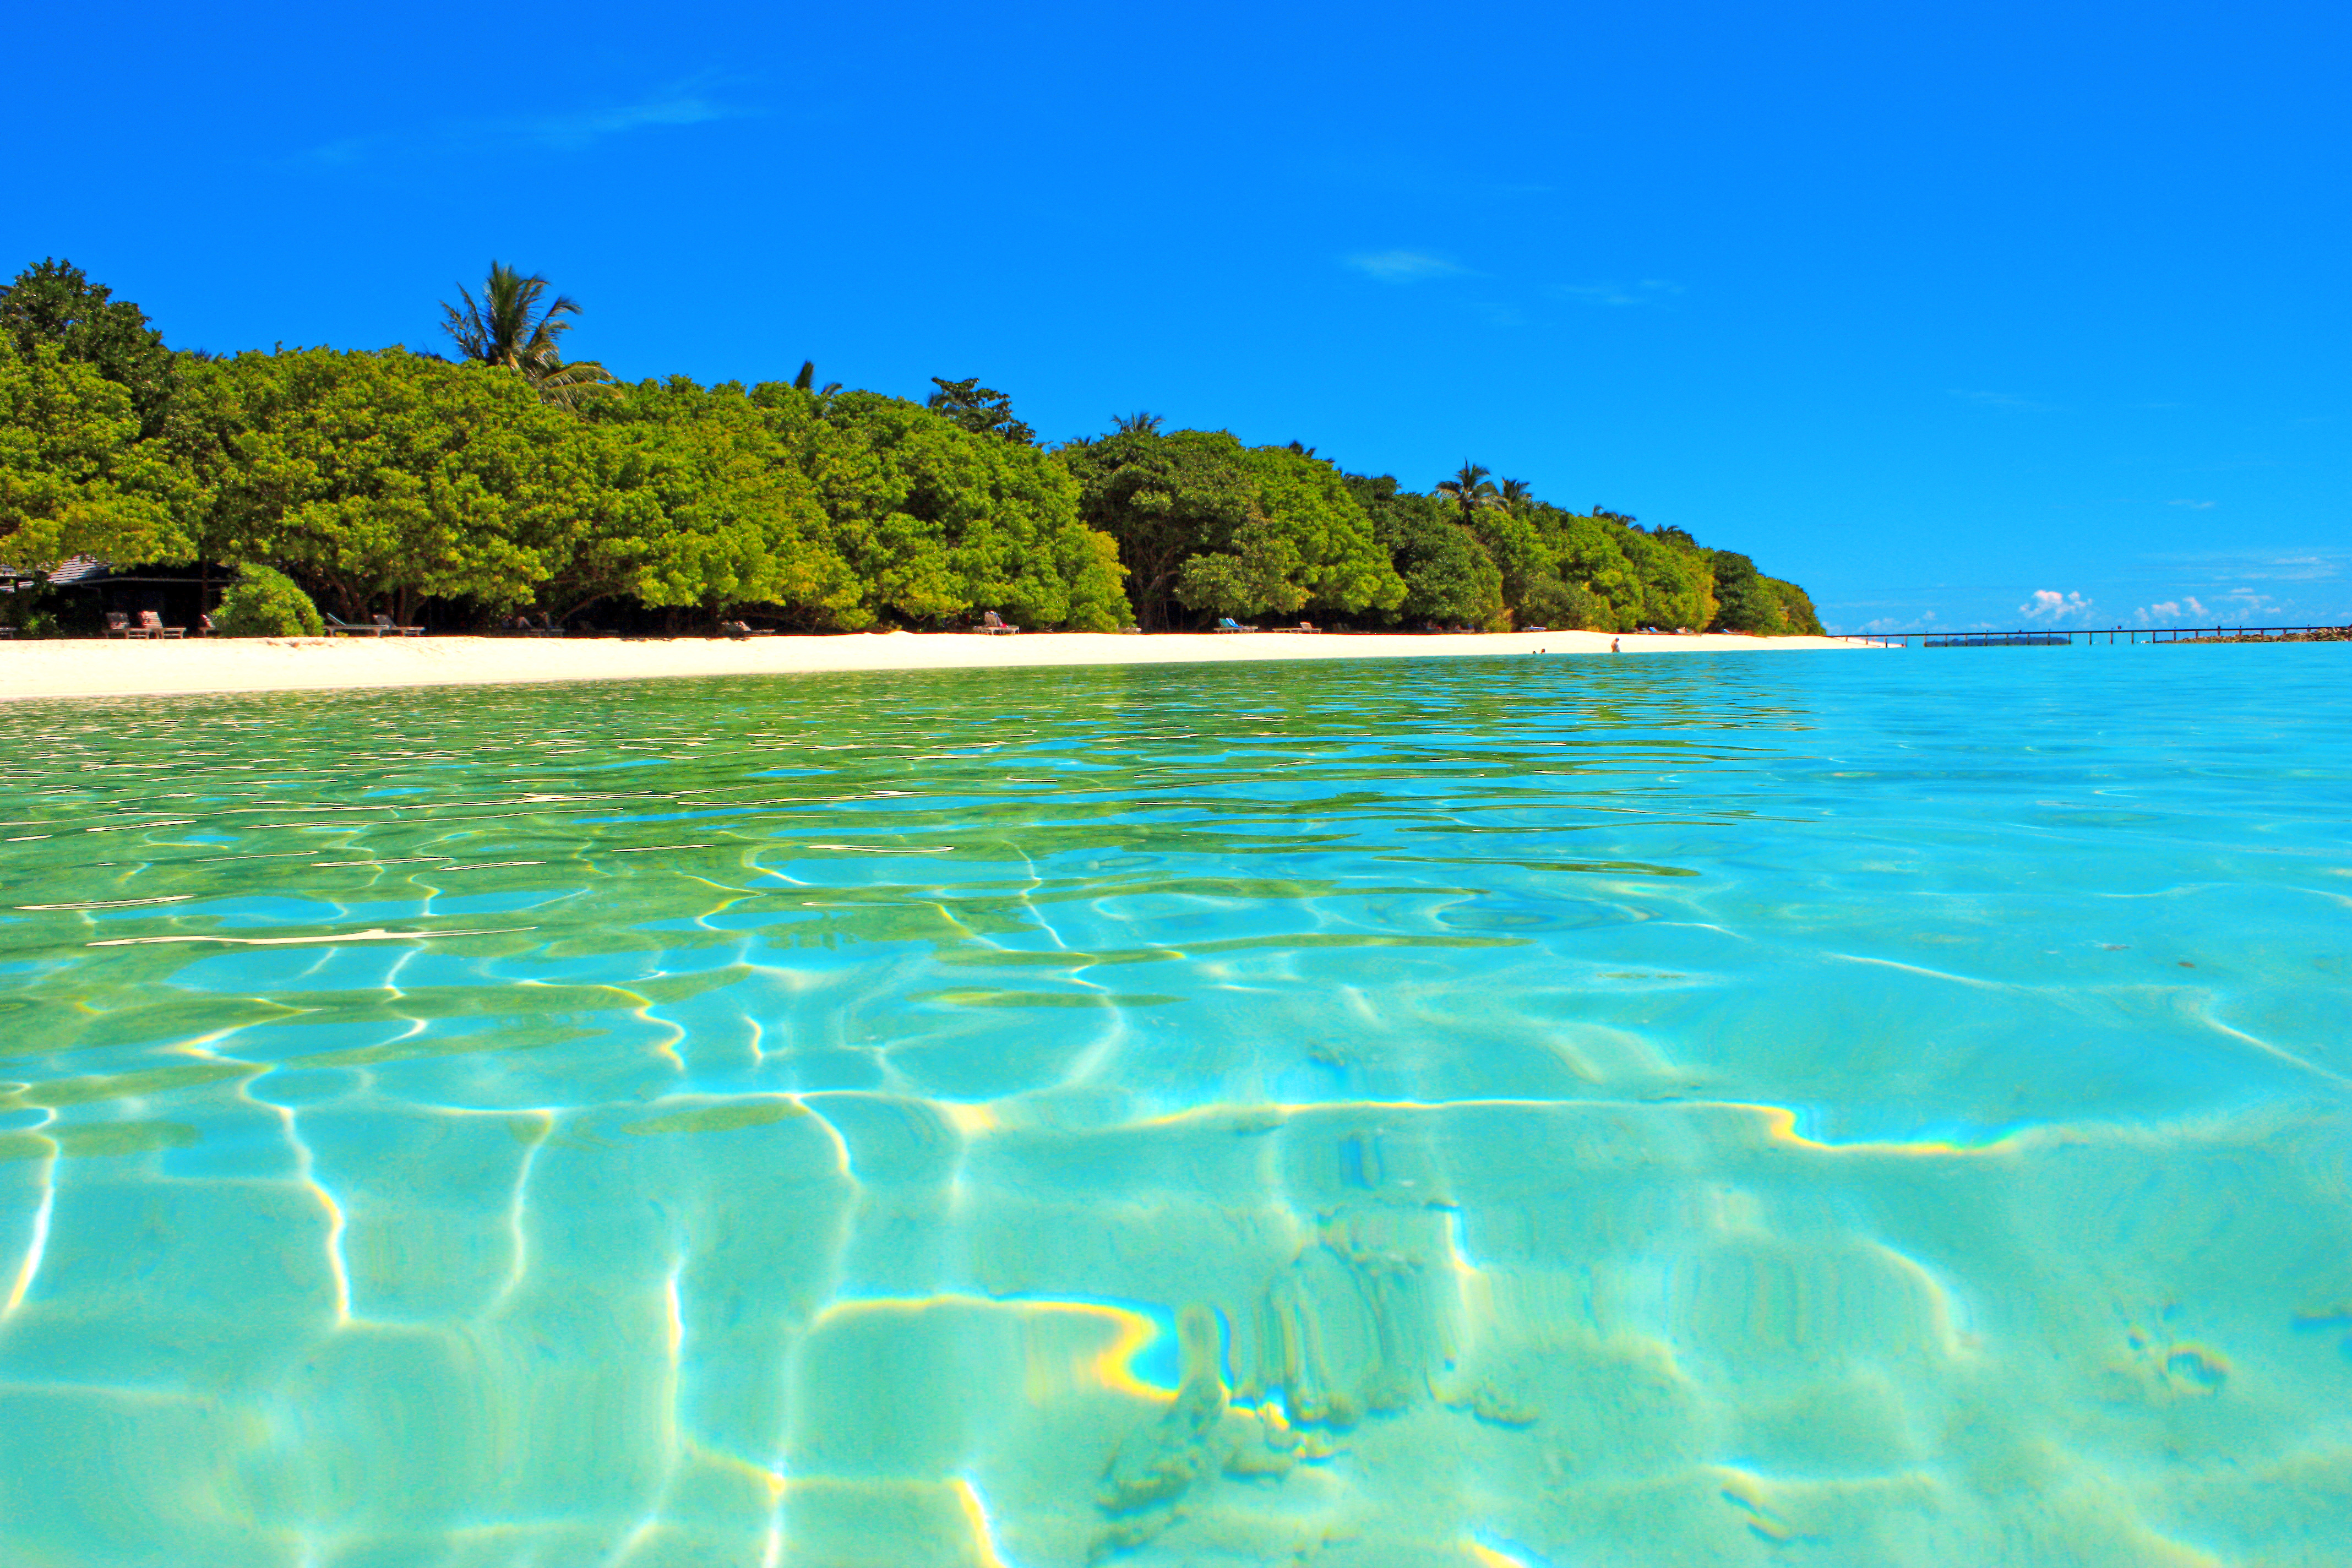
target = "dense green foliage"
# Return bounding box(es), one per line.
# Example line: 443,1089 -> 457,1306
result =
0,258 -> 1823,635
212,564 -> 323,637
0,336 -> 189,569
0,259 -> 179,435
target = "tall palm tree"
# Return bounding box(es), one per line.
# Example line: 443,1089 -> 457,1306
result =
1499,477 -> 1534,513
439,262 -> 613,405
791,359 -> 844,416
1436,461 -> 1500,525
1112,410 -> 1164,435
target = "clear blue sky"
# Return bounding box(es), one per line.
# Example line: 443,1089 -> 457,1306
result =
9,1 -> 2345,631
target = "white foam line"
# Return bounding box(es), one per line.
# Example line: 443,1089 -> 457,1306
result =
805,845 -> 954,855
87,925 -> 534,948
2191,1004 -> 2351,1089
17,895 -> 198,910
493,1114 -> 552,1308
269,1101 -> 352,1326
3,1148 -> 56,1317
1825,951 -> 2010,990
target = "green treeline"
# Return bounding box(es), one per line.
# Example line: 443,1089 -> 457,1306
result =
0,259 -> 1822,635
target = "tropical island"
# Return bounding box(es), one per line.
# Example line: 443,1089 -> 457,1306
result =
1,258 -> 1823,642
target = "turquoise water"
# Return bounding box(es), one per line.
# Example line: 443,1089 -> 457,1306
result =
1,648 -> 2347,1567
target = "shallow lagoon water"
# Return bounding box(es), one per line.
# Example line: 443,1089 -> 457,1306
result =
1,648 -> 2347,1567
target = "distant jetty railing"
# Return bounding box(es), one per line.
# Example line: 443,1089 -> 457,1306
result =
1849,624 -> 2348,647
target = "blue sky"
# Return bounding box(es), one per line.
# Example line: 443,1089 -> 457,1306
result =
8,0 -> 2345,631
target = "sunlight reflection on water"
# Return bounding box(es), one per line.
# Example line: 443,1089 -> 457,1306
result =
1,648 -> 2348,1566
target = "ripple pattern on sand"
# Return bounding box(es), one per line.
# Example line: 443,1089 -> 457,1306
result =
1,650 -> 2348,1566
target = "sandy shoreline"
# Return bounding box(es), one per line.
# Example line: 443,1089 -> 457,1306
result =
0,627 -> 1880,701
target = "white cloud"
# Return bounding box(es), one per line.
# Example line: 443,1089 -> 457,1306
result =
297,77 -> 756,165
1554,279 -> 1684,307
2142,548 -> 2348,584
525,88 -> 749,150
2166,499 -> 2217,510
1850,610 -> 1937,633
2134,596 -> 2209,625
2020,589 -> 2095,623
1346,252 -> 1468,283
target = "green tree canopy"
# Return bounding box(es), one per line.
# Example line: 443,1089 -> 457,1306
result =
1622,528 -> 1713,631
924,378 -> 1037,445
772,389 -> 1124,630
1708,549 -> 1794,633
168,347 -> 601,620
1767,576 -> 1824,635
563,377 -> 857,624
1,258 -> 179,435
0,260 -> 1827,638
1058,428 -> 1261,629
1435,461 -> 1501,526
1347,474 -> 1505,627
1061,430 -> 1401,628
1185,444 -> 1400,620
0,337 -> 190,570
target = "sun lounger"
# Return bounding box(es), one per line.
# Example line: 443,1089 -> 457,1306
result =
1264,621 -> 1320,634
373,614 -> 425,636
1215,617 -> 1260,633
104,612 -> 146,640
976,611 -> 1020,635
137,611 -> 184,639
324,613 -> 390,637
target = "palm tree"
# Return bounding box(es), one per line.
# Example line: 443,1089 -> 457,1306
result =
1499,477 -> 1534,513
1112,411 -> 1164,435
1436,461 -> 1501,525
791,359 -> 844,416
439,262 -> 613,405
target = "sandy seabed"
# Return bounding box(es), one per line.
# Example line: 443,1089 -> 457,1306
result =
0,628 -> 1877,701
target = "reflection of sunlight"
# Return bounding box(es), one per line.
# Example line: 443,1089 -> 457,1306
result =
953,1477 -> 1015,1568
3,1140 -> 55,1315
809,1293 -> 1180,1402
1,663 -> 2345,1566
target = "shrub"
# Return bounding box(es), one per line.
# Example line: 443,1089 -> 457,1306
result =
213,566 -> 323,637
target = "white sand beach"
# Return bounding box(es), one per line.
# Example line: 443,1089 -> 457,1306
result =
0,627 -> 1878,701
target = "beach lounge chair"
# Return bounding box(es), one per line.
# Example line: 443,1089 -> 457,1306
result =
1265,620 -> 1320,634
373,614 -> 425,637
324,613 -> 389,637
105,611 -> 145,639
977,611 -> 1020,635
1216,617 -> 1260,633
137,611 -> 184,639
